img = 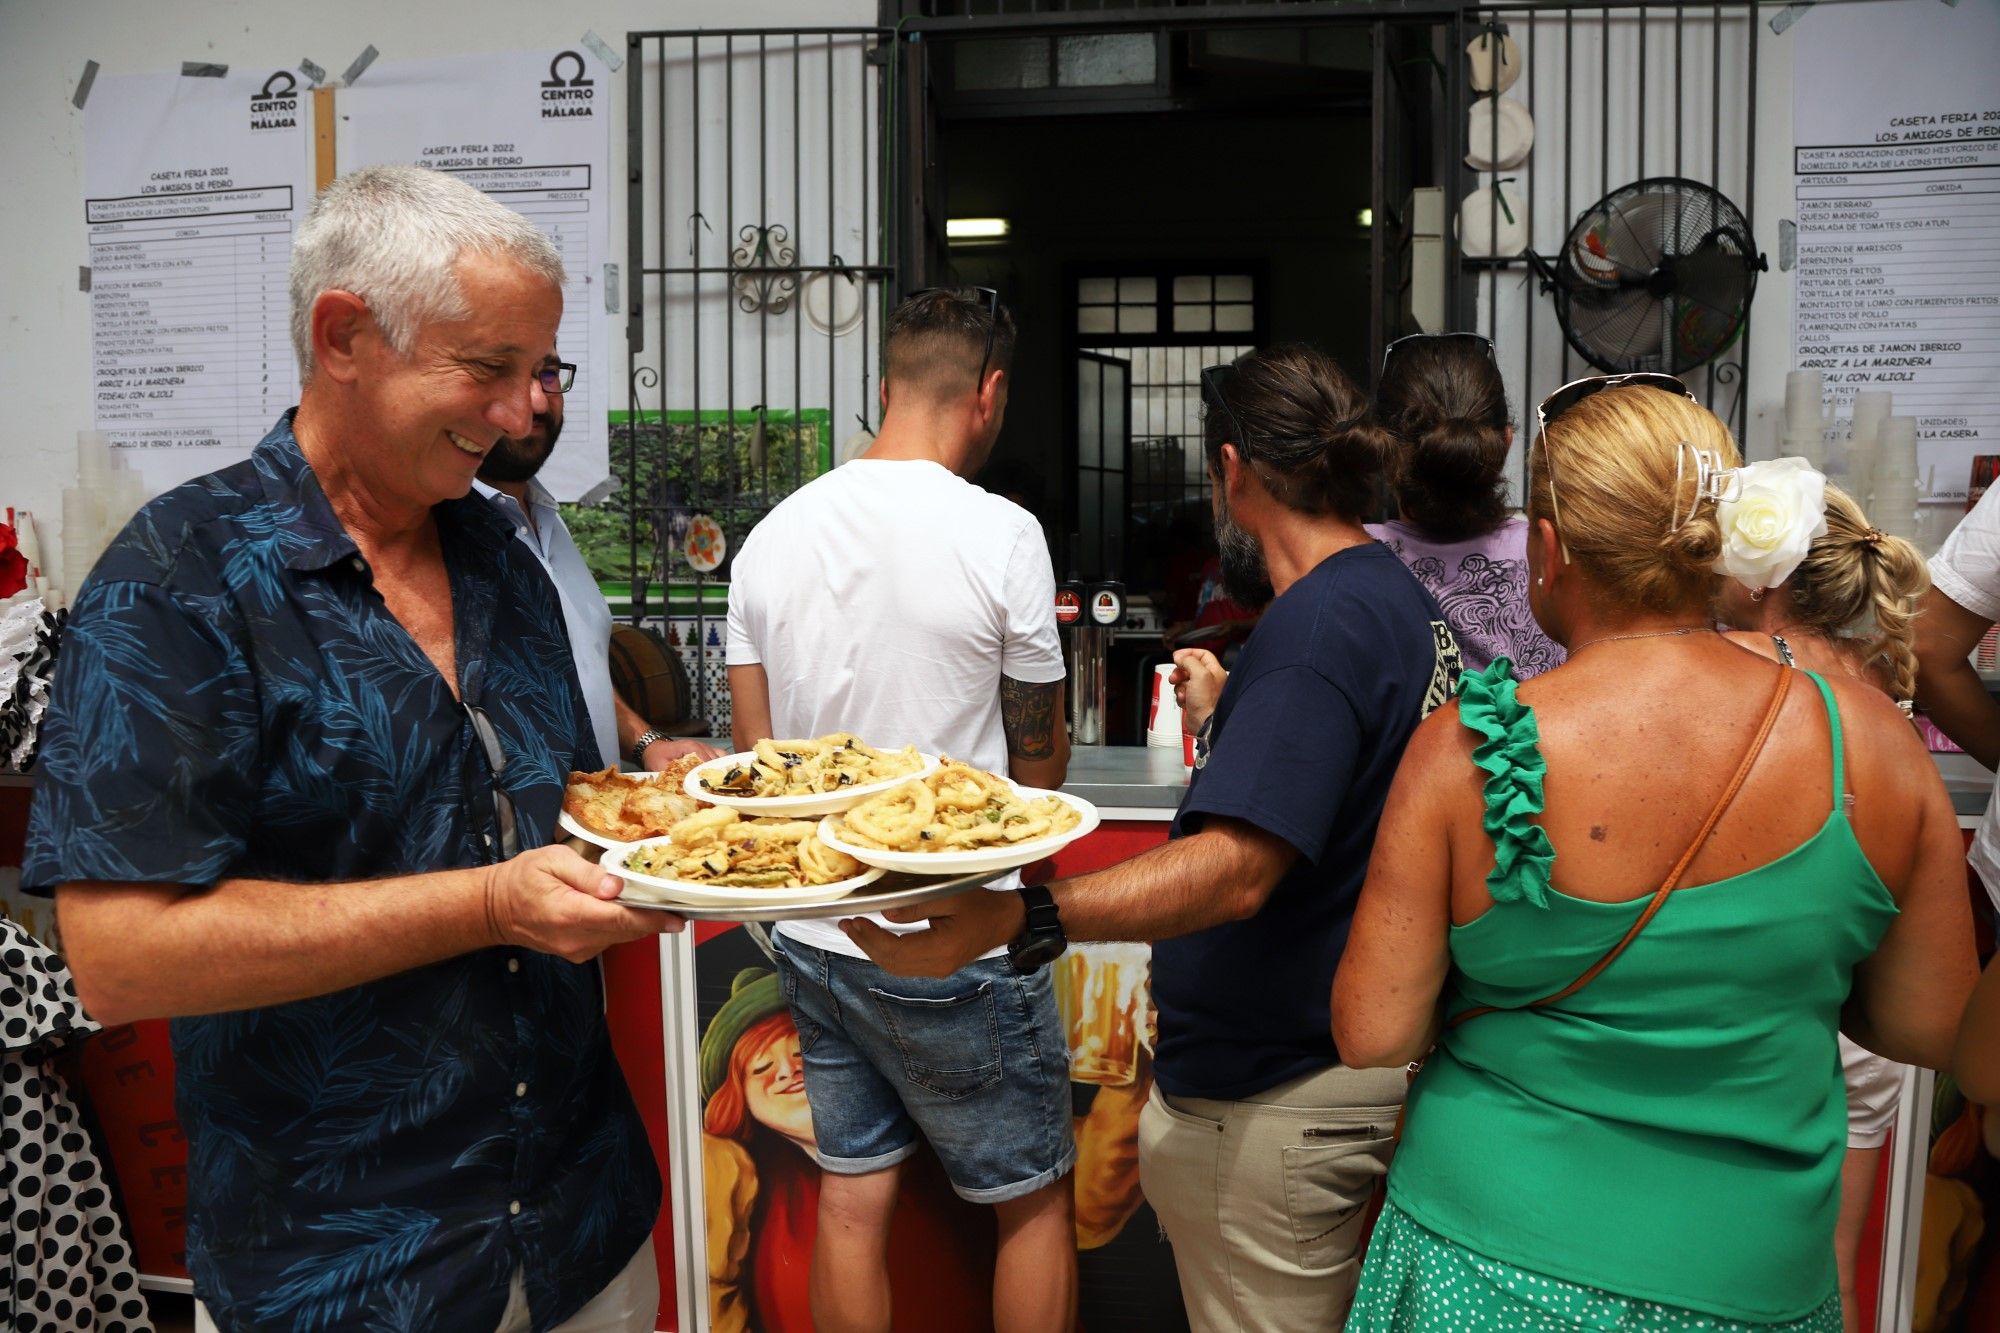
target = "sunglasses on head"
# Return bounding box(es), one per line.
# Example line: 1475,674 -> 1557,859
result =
1380,331 -> 1495,378
909,285 -> 1001,386
1533,373 -> 1697,562
1201,363 -> 1250,457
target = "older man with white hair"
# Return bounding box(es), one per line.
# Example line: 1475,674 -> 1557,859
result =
25,165 -> 677,1332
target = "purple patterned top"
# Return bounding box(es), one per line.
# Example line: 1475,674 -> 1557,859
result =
1365,517 -> 1567,679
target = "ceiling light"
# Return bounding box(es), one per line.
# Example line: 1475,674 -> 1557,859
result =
1356,207 -> 1374,228
947,217 -> 1011,243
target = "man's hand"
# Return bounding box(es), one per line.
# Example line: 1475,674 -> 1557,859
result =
482,844 -> 684,963
1171,648 -> 1227,736
642,737 -> 724,770
839,889 -> 1026,977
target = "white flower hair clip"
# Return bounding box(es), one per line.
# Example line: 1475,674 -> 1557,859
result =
1710,455 -> 1830,593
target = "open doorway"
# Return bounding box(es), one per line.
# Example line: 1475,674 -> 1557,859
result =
910,15 -> 1442,610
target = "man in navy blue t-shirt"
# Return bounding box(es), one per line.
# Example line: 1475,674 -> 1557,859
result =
849,345 -> 1461,1329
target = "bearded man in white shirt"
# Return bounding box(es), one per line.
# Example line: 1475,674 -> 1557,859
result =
476,354 -> 717,773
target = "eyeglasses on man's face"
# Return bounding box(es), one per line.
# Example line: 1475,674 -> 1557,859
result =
533,361 -> 577,396
1532,372 -> 1697,563
909,286 -> 1001,387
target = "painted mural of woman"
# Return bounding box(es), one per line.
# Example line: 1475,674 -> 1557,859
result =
698,967 -> 996,1333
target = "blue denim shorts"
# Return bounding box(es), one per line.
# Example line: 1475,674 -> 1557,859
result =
770,931 -> 1076,1204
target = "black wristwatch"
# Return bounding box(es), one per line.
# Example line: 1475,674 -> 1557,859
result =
630,730 -> 669,766
1007,885 -> 1067,975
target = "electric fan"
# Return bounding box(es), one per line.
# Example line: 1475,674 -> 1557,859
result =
1533,176 -> 1764,375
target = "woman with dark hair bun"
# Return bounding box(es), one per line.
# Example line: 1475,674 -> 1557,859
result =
1367,333 -> 1565,678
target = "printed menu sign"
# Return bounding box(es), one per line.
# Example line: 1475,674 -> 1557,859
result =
1792,0 -> 2000,499
83,70 -> 315,495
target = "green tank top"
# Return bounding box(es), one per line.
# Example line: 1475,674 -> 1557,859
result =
1385,661 -> 1899,1323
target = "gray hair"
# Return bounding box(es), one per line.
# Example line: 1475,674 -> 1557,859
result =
289,164 -> 565,380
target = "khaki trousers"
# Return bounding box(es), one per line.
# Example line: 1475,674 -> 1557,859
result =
1138,1062 -> 1405,1333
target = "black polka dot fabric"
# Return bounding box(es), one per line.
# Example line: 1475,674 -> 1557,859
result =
1,918 -> 154,1332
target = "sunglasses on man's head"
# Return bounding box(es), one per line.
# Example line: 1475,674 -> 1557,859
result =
909,285 -> 1001,386
1201,364 -> 1250,455
1380,331 -> 1495,378
1533,373 -> 1697,563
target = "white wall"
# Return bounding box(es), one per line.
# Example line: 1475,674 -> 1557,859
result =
0,0 -> 873,588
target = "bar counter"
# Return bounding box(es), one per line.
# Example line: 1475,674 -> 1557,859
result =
1051,746 -> 2000,825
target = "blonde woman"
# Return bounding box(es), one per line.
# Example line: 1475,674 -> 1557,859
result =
1334,379 -> 1976,1330
1715,481 -> 1932,1332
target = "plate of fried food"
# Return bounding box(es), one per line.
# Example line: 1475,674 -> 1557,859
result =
816,760 -> 1100,875
561,755 -> 707,849
602,805 -> 886,907
686,733 -> 938,817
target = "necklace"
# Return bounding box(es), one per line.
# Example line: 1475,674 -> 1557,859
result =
1567,625 -> 1715,654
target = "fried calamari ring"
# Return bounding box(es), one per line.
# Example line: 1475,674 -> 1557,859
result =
842,779 -> 935,849
799,836 -> 863,885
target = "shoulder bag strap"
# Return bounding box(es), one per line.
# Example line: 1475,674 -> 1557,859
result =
1449,663 -> 1794,1028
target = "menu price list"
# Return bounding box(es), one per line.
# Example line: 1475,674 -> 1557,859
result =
87,187 -> 299,451
1793,136 -> 2000,491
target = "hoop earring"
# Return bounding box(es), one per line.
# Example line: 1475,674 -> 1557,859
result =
1749,587 -> 1765,602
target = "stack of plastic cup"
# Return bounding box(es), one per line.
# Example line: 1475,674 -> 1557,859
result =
1871,417 -> 1920,539
1843,391 -> 1893,509
1147,662 -> 1194,767
1780,370 -> 1827,470
1913,465 -> 1959,557
59,430 -> 151,597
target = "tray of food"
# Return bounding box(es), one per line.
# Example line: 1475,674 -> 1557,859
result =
609,865 -> 1010,922
560,756 -> 706,849
596,801 -> 1010,920
685,734 -> 938,816
817,760 -> 1100,876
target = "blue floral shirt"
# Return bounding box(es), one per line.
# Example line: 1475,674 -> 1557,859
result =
24,413 -> 660,1333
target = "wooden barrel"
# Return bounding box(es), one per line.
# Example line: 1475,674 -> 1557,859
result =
608,623 -> 694,730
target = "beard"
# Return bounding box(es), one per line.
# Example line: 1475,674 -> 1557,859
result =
477,410 -> 564,485
1215,495 -> 1275,609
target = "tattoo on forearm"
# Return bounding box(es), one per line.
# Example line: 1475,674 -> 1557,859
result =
1001,677 -> 1061,759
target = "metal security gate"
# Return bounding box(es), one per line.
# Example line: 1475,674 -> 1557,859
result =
624,27 -> 894,739
1449,2 -> 1763,490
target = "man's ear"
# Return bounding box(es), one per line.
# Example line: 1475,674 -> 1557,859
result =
311,290 -> 374,386
978,367 -> 1006,422
1217,442 -> 1247,498
879,377 -> 891,414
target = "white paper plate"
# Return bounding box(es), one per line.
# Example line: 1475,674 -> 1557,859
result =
559,771 -> 692,851
803,269 -> 866,336
601,839 -> 886,907
1466,30 -> 1522,94
685,751 -> 941,817
816,787 -> 1101,875
1458,181 -> 1529,259
1465,96 -> 1534,171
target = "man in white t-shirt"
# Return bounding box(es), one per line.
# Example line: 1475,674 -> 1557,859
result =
727,288 -> 1076,1332
1917,482 -> 2000,914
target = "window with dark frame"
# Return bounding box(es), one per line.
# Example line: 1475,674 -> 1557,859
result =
1072,266 -> 1262,600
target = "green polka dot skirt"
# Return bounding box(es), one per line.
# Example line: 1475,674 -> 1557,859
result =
1349,1203 -> 1844,1332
